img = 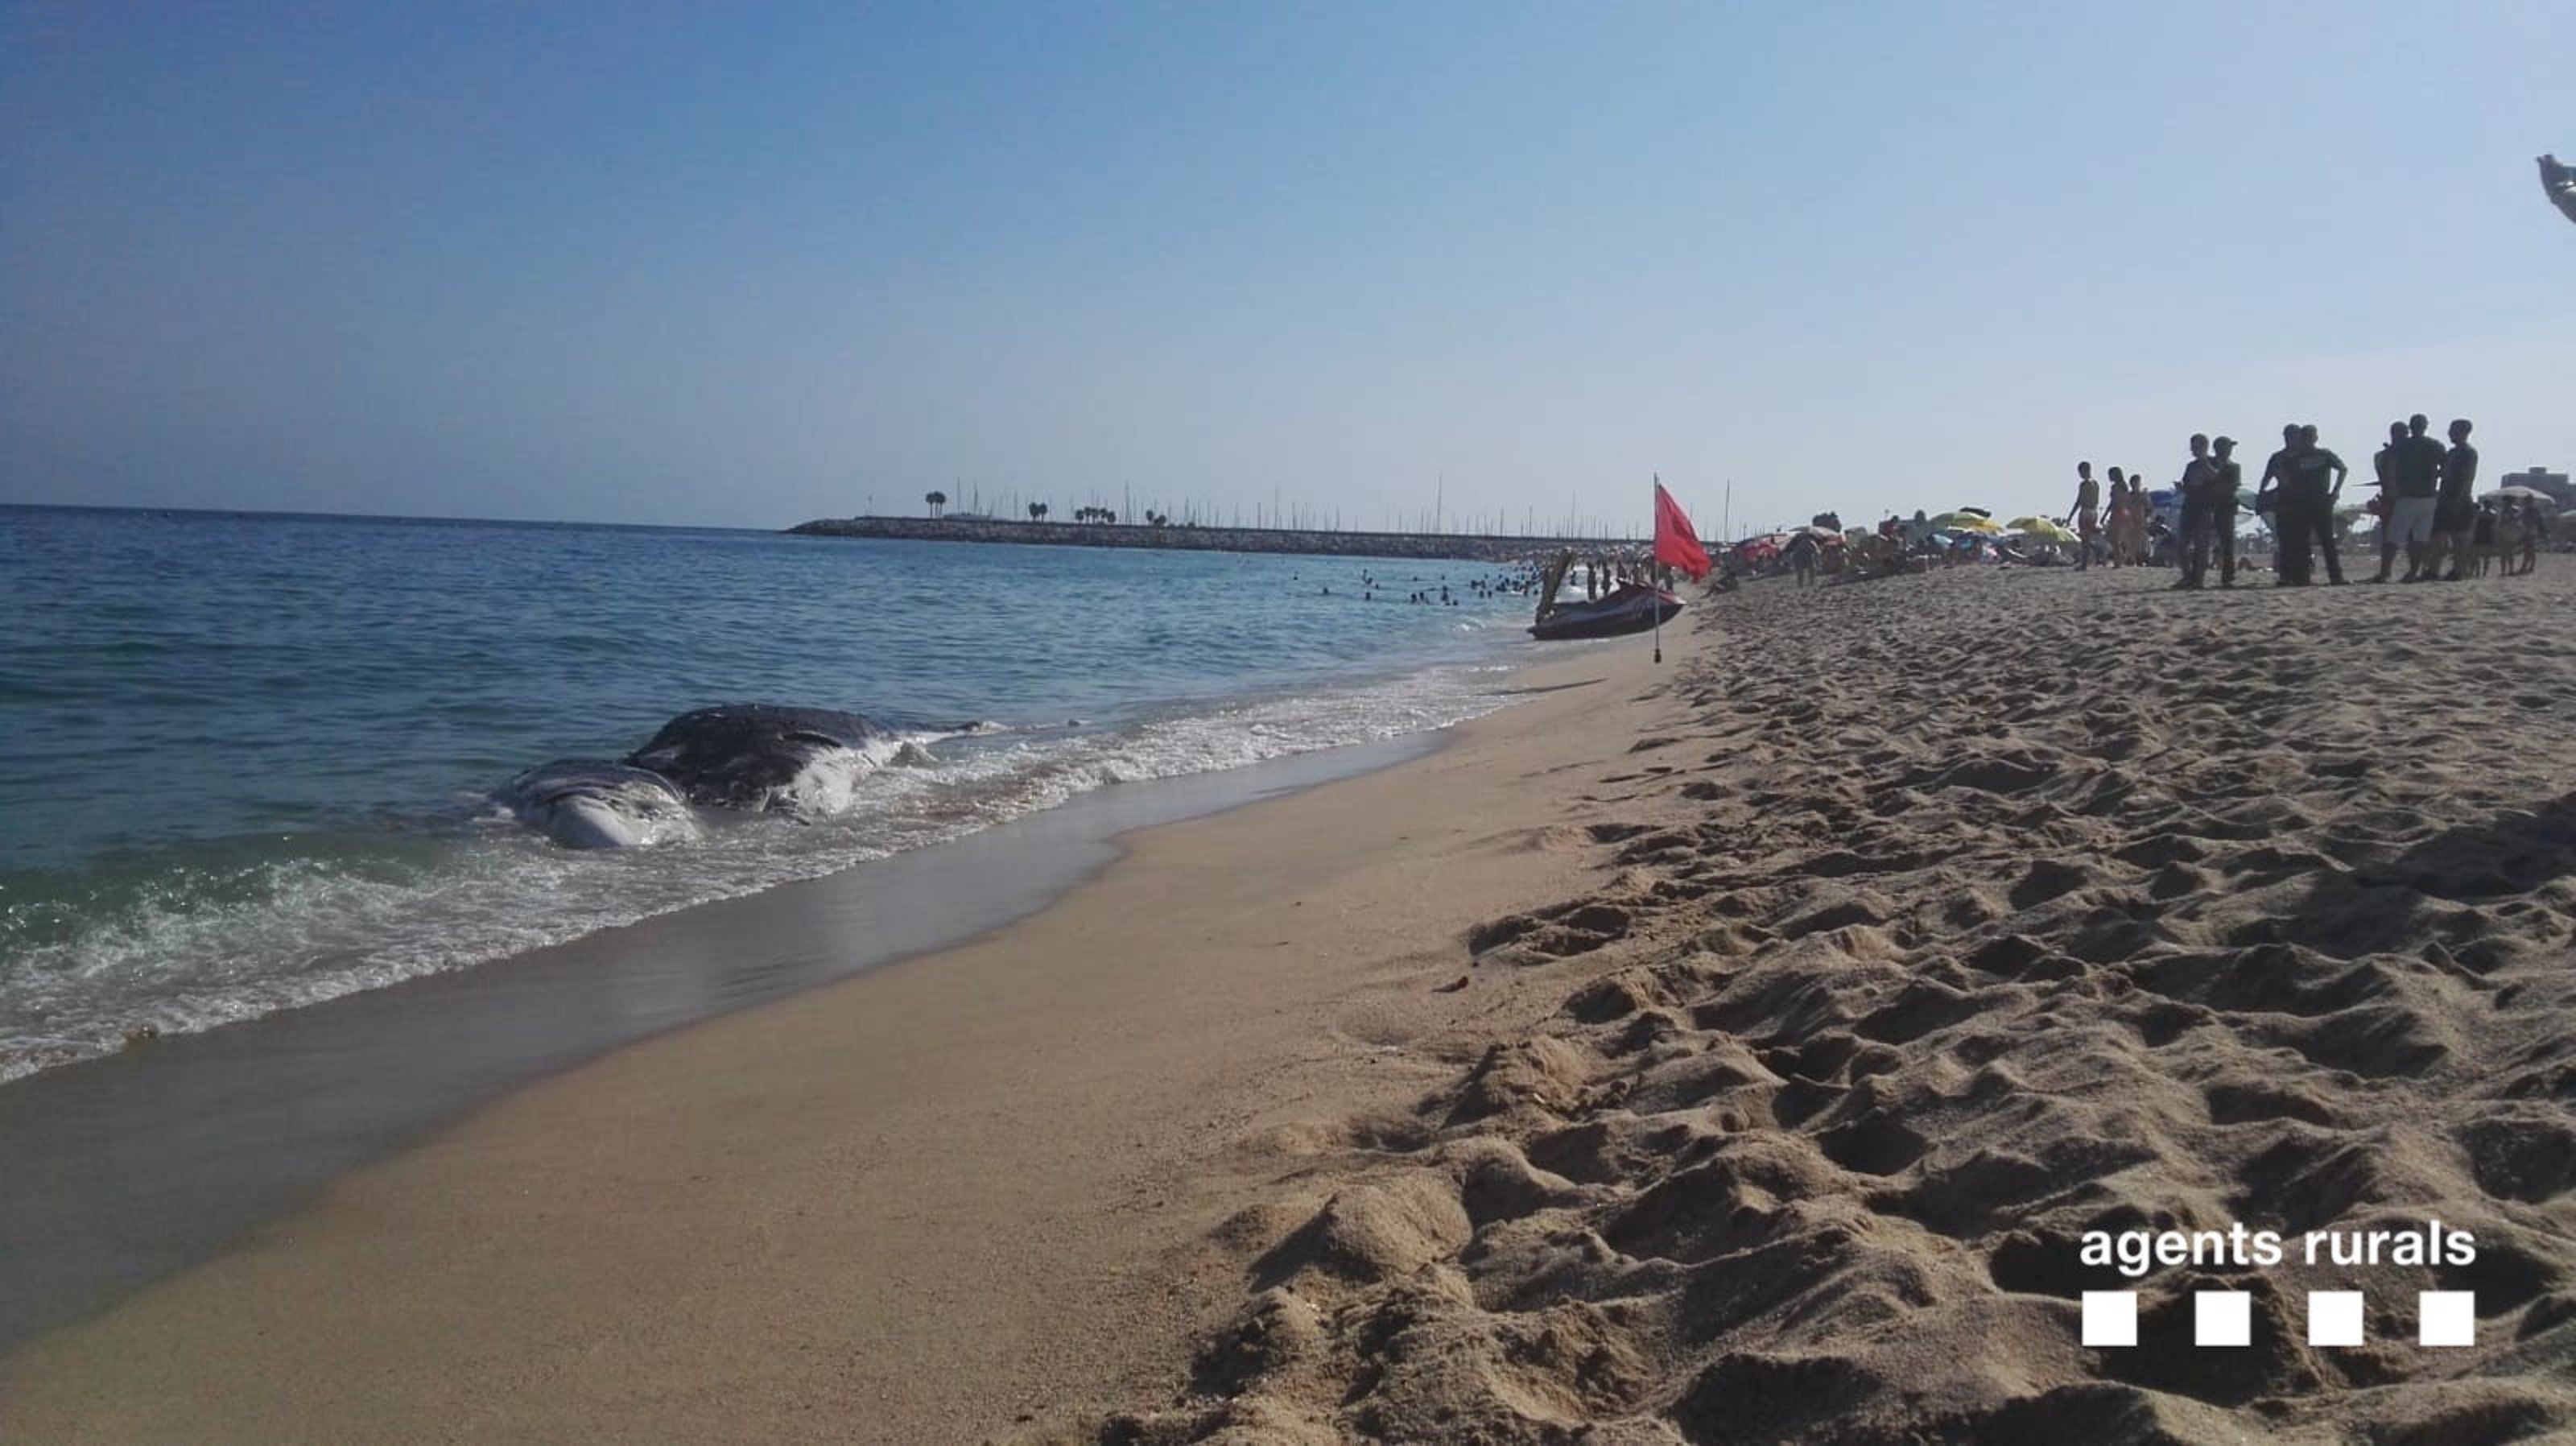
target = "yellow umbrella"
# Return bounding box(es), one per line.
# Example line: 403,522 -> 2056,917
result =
1934,511 -> 2003,535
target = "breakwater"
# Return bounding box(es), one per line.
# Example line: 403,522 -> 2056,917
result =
786,515 -> 1641,563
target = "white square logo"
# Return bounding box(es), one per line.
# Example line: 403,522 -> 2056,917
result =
2306,1291 -> 2364,1347
2420,1291 -> 2476,1348
2082,1291 -> 2137,1347
2194,1291 -> 2252,1347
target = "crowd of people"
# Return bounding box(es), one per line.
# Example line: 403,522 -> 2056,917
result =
2066,415 -> 2551,589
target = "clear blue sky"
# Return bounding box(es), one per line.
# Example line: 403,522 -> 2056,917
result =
5,2 -> 2569,536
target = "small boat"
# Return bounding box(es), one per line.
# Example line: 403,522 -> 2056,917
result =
1529,581 -> 1684,640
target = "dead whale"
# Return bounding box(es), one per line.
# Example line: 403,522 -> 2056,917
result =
498,760 -> 699,849
623,704 -> 893,813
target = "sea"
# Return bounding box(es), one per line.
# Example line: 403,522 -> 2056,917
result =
0,506 -> 1545,1084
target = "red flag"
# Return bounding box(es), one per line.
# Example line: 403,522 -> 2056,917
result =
1653,481 -> 1711,581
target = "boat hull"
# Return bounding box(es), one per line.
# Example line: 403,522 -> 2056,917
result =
1528,585 -> 1684,640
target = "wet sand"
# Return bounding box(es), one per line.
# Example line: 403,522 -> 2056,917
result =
0,729 -> 1451,1356
14,561 -> 2576,1444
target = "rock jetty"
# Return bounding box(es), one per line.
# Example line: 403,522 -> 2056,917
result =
786,515 -> 1637,564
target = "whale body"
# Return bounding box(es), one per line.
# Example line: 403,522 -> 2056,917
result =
624,704 -> 892,813
499,760 -> 699,849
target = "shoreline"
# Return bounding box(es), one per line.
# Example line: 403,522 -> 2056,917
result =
0,721 -> 1455,1353
0,630 -> 1685,1440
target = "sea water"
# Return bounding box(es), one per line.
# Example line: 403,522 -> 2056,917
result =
0,506 -> 1542,1082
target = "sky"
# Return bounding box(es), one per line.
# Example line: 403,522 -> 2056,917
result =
4,1 -> 2570,537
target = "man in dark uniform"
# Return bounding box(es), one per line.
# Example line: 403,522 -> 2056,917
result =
2437,418 -> 2479,581
2281,424 -> 2348,585
2258,423 -> 2304,581
2174,433 -> 2220,589
2210,436 -> 2244,585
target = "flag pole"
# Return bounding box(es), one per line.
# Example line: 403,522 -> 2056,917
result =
1651,474 -> 1663,665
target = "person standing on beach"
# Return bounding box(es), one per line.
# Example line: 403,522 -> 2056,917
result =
2370,421 -> 2407,583
2290,424 -> 2348,585
2436,418 -> 2479,581
2118,471 -> 2149,566
2268,426 -> 2344,585
2470,501 -> 2500,577
2066,462 -> 2101,569
2105,469 -> 2132,567
2258,424 -> 2301,581
2174,434 -> 2220,589
2388,414 -> 2446,582
1785,527 -> 1819,588
2209,436 -> 2244,586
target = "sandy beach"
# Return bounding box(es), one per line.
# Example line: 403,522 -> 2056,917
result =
10,563 -> 2576,1444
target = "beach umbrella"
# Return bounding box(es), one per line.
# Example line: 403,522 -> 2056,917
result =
1954,506 -> 1992,518
2236,488 -> 2262,511
2012,518 -> 2076,542
1934,512 -> 2003,535
2483,485 -> 2560,506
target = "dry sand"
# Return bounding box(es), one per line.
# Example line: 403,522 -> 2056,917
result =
1048,562 -> 2576,1445
11,562 -> 2576,1445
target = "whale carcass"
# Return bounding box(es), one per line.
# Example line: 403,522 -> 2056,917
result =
499,760 -> 700,849
623,704 -> 893,813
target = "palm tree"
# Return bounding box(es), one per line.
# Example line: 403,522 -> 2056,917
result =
926,490 -> 947,518
1028,502 -> 1049,523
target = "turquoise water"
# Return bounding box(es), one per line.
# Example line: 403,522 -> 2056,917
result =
0,506 -> 1538,1080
